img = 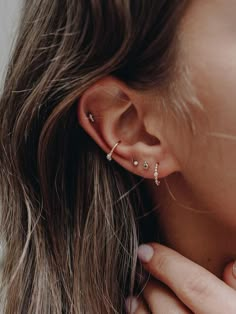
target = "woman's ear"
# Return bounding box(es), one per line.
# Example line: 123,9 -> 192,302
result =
77,75 -> 180,180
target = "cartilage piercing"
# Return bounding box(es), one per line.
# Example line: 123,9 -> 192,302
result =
87,112 -> 95,123
154,162 -> 160,186
106,140 -> 121,161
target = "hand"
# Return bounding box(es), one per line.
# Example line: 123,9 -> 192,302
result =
125,243 -> 236,313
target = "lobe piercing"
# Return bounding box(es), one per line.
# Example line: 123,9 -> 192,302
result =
133,159 -> 139,167
143,161 -> 149,170
106,140 -> 121,161
154,162 -> 160,186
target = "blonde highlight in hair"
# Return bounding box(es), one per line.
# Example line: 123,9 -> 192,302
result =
0,0 -> 190,313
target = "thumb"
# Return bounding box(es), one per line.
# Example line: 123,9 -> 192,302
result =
222,261 -> 236,290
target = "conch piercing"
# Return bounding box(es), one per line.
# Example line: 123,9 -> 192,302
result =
154,162 -> 160,186
87,112 -> 95,123
106,140 -> 121,161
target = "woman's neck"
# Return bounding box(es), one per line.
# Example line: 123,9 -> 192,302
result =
145,174 -> 236,279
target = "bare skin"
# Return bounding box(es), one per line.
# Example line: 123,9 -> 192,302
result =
77,1 -> 236,312
127,2 -> 236,310
146,0 -> 236,279
125,243 -> 236,314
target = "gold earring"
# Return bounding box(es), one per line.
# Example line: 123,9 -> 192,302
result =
87,112 -> 95,123
106,141 -> 121,161
154,162 -> 160,186
132,159 -> 139,166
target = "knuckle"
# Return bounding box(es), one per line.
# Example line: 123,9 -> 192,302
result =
182,272 -> 211,301
151,251 -> 171,277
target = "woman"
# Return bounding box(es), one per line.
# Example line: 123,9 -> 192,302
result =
1,0 -> 236,313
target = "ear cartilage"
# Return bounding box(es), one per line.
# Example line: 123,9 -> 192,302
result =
106,141 -> 121,161
154,162 -> 160,186
87,112 -> 95,123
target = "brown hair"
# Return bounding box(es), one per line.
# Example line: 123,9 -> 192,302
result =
0,1 -> 189,313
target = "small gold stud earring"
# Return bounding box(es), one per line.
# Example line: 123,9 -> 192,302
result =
143,161 -> 149,170
133,159 -> 139,167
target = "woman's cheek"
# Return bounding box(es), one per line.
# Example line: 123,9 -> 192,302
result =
179,40 -> 236,227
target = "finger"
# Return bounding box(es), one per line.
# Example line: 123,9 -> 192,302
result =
125,296 -> 150,314
222,261 -> 236,290
143,278 -> 192,314
137,243 -> 236,314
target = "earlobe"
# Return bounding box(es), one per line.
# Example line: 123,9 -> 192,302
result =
77,76 -> 180,185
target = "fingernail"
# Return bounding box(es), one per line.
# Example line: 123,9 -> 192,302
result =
137,244 -> 154,263
232,261 -> 236,279
125,296 -> 138,313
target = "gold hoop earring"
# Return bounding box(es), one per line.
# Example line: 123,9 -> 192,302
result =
106,141 -> 121,161
154,162 -> 160,186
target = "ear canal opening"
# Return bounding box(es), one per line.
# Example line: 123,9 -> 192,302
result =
117,103 -> 161,146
